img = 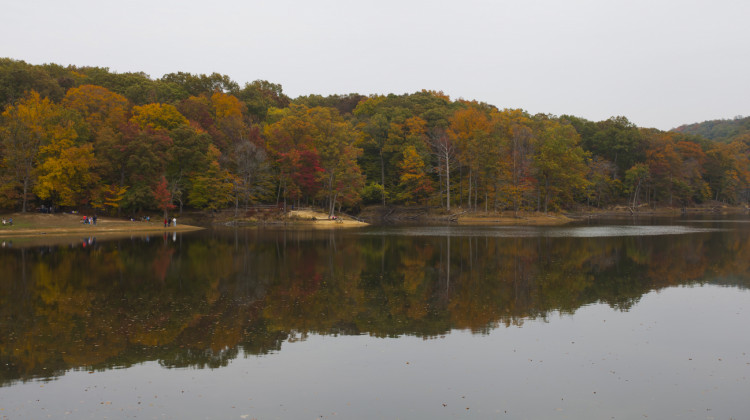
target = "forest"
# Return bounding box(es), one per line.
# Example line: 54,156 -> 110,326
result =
1,58 -> 749,217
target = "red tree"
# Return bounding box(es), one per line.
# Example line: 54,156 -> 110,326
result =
153,176 -> 175,219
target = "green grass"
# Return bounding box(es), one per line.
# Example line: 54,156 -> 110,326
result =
0,220 -> 31,229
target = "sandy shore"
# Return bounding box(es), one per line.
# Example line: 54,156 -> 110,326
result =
285,210 -> 369,228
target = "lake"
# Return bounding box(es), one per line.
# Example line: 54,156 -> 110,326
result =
1,216 -> 749,419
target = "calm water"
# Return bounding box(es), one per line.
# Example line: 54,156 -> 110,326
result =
1,216 -> 749,419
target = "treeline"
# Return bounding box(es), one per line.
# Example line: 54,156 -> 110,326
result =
1,58 -> 749,216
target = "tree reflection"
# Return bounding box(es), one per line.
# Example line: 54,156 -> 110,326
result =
1,225 -> 749,385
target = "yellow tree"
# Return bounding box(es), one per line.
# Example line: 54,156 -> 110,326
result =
91,184 -> 128,215
130,103 -> 188,131
210,92 -> 249,148
396,146 -> 434,205
34,121 -> 99,207
62,85 -> 130,136
0,91 -> 59,211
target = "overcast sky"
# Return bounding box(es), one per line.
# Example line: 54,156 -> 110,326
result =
4,0 -> 748,130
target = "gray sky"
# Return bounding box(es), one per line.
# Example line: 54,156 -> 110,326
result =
4,0 -> 748,130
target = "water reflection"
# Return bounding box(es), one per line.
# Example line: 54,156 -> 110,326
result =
1,222 -> 749,386
360,224 -> 724,237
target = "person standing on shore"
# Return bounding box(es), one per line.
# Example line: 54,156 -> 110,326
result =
164,218 -> 168,228
172,217 -> 177,227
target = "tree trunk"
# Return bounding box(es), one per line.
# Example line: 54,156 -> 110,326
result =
380,150 -> 386,206
445,154 -> 451,212
21,176 -> 28,213
632,179 -> 642,208
467,169 -> 472,211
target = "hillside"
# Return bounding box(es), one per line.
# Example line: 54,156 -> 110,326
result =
673,115 -> 750,142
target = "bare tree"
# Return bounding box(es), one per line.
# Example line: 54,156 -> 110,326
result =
428,127 -> 457,211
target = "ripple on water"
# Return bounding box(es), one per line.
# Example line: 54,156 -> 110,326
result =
358,225 -> 723,238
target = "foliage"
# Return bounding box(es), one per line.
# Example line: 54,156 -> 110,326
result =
673,115 -> 750,143
153,175 -> 176,218
396,146 -> 434,205
1,58 -> 749,214
130,103 -> 188,131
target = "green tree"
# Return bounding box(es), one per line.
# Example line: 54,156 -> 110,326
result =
533,119 -> 590,213
625,163 -> 650,209
188,145 -> 234,210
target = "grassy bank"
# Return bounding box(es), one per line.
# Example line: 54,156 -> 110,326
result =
0,212 -> 203,238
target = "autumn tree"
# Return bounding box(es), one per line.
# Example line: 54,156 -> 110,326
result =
494,109 -> 535,214
93,184 -> 128,215
0,91 -> 59,211
210,92 -> 249,149
130,103 -> 188,131
263,104 -> 315,208
62,85 -> 130,137
448,105 -> 491,210
188,145 -> 234,210
33,121 -> 98,208
153,175 -> 175,219
533,118 -> 590,213
396,146 -> 434,205
308,106 -> 363,217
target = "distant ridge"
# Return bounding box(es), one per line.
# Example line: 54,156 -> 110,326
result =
672,115 -> 750,142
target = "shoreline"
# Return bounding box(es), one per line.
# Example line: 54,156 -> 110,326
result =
0,212 -> 204,239
2,205 -> 746,240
